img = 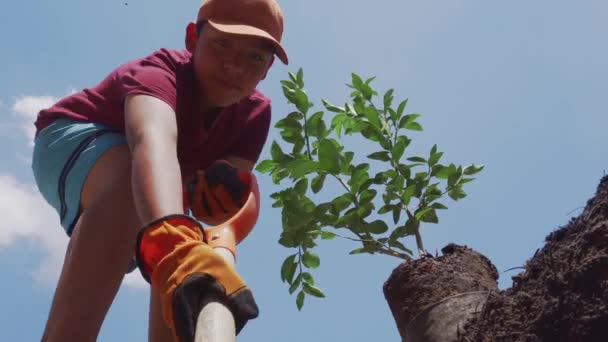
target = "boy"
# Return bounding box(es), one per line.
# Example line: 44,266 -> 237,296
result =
31,0 -> 288,341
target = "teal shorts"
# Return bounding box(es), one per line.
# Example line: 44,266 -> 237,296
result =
31,118 -> 127,236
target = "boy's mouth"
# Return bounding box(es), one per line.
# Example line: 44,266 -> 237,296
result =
212,75 -> 241,91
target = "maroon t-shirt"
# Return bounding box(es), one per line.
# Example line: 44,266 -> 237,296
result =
35,48 -> 271,180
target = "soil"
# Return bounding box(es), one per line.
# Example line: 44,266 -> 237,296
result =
383,176 -> 608,342
460,176 -> 608,342
383,244 -> 499,340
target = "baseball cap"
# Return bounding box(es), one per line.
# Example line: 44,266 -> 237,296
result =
197,0 -> 289,64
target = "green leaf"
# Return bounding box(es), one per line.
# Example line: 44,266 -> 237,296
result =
384,89 -> 394,109
397,99 -> 408,116
402,184 -> 416,206
392,206 -> 401,224
392,136 -> 410,162
318,139 -> 341,173
421,208 -> 438,223
296,68 -> 304,88
407,156 -> 426,163
415,207 -> 432,221
367,220 -> 389,234
448,186 -> 467,201
431,164 -> 444,177
428,145 -> 443,166
280,254 -> 297,284
464,164 -> 485,175
351,73 -> 364,90
294,178 -> 308,194
276,116 -> 303,131
330,113 -> 347,137
378,204 -> 393,214
405,121 -> 423,131
343,151 -> 355,168
359,189 -> 377,204
320,231 -> 336,240
431,202 -> 448,210
360,123 -> 381,142
303,283 -> 326,298
387,108 -> 399,124
255,160 -> 275,173
379,136 -> 392,150
271,141 -> 287,162
367,151 -> 391,161
350,163 -> 370,193
306,111 -> 324,138
459,177 -> 475,184
281,80 -> 297,90
288,71 -> 298,85
349,247 -> 370,255
389,225 -> 408,241
398,164 -> 411,179
398,113 -> 421,130
296,290 -> 305,310
331,194 -> 353,213
388,239 -> 413,255
322,99 -> 345,113
294,88 -> 311,114
302,272 -> 314,285
289,273 -> 303,294
302,251 -> 320,269
363,106 -> 382,129
286,159 -> 318,178
435,164 -> 457,179
311,173 -> 327,193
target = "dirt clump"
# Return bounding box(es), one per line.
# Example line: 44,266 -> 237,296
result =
383,244 -> 498,339
462,176 -> 608,342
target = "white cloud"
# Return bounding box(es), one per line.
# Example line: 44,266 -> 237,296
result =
0,174 -> 67,285
0,174 -> 146,291
12,95 -> 57,145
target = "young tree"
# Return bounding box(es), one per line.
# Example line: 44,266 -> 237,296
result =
256,69 -> 483,309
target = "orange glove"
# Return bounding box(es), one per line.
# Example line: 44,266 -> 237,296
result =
184,161 -> 253,225
135,215 -> 259,342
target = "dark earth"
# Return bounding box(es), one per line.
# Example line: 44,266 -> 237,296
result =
383,176 -> 608,341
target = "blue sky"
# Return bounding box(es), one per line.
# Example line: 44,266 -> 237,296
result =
1,0 -> 607,341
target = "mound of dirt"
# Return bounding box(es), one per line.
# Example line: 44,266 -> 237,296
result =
462,176 -> 608,342
383,244 -> 498,339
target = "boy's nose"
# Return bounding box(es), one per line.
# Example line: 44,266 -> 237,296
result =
222,54 -> 245,77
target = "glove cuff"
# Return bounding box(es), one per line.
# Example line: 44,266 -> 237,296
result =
135,214 -> 204,283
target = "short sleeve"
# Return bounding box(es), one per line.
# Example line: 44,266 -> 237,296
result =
228,102 -> 272,163
116,53 -> 178,110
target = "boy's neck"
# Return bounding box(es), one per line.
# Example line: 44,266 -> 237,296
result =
200,106 -> 222,130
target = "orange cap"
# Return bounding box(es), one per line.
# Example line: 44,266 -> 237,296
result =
197,0 -> 288,65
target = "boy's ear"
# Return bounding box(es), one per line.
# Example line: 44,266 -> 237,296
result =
185,22 -> 198,53
260,56 -> 275,80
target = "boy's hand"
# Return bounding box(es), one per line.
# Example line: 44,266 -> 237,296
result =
136,215 -> 259,341
184,160 -> 252,225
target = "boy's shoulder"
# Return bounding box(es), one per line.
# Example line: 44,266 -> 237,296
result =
125,48 -> 192,71
247,89 -> 271,105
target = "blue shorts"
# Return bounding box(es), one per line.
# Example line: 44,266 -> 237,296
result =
31,118 -> 127,235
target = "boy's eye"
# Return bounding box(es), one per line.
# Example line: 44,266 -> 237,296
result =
250,53 -> 265,63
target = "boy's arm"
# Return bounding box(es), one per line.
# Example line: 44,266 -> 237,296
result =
128,94 -> 260,339
124,94 -> 184,222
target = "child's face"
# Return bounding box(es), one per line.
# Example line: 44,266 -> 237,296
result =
189,23 -> 274,108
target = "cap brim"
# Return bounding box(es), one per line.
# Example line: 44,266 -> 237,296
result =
207,20 -> 289,65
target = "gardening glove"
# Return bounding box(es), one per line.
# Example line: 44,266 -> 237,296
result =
184,160 -> 252,225
135,214 -> 259,342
